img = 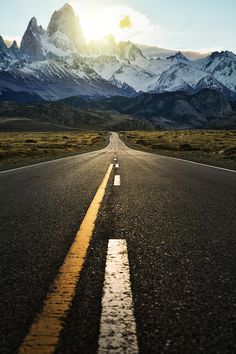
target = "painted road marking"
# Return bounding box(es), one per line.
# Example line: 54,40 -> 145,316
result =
131,148 -> 236,173
115,164 -> 119,168
159,155 -> 236,173
19,164 -> 114,354
0,146 -> 112,175
98,240 -> 139,354
114,175 -> 121,186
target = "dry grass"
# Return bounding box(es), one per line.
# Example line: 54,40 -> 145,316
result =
0,132 -> 108,170
121,130 -> 236,170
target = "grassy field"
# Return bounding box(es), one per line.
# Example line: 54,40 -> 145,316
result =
0,132 -> 108,171
121,130 -> 236,170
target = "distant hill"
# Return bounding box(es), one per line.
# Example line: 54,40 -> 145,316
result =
0,89 -> 235,131
62,89 -> 236,129
0,101 -> 153,132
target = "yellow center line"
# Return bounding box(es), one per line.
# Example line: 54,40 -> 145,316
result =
19,163 -> 114,354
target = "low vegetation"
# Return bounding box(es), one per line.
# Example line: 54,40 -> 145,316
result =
121,130 -> 236,170
0,132 -> 108,170
0,101 -> 152,131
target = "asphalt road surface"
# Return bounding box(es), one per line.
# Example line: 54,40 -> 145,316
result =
0,132 -> 235,354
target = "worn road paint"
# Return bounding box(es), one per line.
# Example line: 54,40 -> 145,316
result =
154,154 -> 236,173
114,175 -> 120,186
19,164 -> 114,354
98,239 -> 139,354
115,164 -> 119,168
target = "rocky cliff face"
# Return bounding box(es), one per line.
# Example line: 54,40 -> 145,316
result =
47,3 -> 86,53
20,4 -> 86,60
0,36 -> 8,53
20,17 -> 46,60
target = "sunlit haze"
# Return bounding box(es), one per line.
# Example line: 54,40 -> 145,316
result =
0,0 -> 235,53
73,4 -> 157,43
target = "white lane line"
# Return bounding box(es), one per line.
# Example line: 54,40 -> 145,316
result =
114,175 -> 120,186
115,163 -> 119,168
0,146 -> 111,175
19,163 -> 114,354
98,240 -> 139,354
114,158 -> 117,161
160,155 -> 236,173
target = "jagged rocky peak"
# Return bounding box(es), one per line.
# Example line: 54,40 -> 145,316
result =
167,51 -> 188,61
118,41 -> 145,61
28,17 -> 37,30
26,17 -> 45,35
210,50 -> 235,61
47,3 -> 86,53
0,35 -> 8,53
9,40 -> 22,57
10,40 -> 19,49
20,17 -> 46,60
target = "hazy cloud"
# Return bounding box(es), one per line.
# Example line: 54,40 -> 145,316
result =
2,35 -> 21,46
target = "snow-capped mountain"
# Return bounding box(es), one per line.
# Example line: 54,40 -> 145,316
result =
0,36 -> 27,70
20,4 -> 86,60
0,3 -> 236,102
0,5 -> 130,101
0,58 -> 129,101
87,47 -> 236,99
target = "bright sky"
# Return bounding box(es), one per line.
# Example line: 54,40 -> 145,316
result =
0,0 -> 235,53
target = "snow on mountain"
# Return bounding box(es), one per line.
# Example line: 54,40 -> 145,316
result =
85,42 -> 170,92
148,62 -> 202,92
88,48 -> 236,98
85,53 -> 157,92
193,51 -> 236,96
0,36 -> 27,70
0,57 -> 129,101
166,51 -> 189,62
0,3 -> 236,101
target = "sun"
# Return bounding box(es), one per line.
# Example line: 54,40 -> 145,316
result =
80,7 -> 134,42
69,3 -> 143,42
68,2 -> 155,44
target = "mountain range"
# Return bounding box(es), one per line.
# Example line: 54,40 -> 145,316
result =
0,3 -> 236,104
1,89 -> 235,130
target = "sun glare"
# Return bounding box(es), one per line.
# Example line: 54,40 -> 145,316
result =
80,7 -> 134,42
69,3 -> 152,43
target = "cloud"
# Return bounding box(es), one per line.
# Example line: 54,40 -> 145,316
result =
119,15 -> 132,29
197,46 -> 222,54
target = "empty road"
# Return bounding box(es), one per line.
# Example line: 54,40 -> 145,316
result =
0,132 -> 235,354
